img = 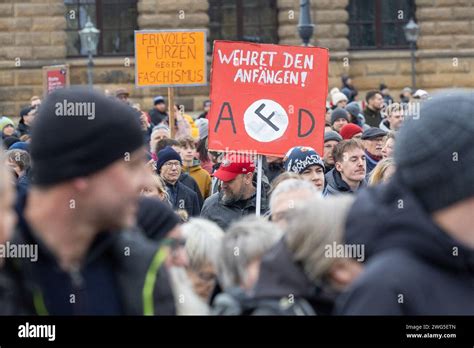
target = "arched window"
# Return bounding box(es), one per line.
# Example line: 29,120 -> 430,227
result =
348,0 -> 415,49
209,0 -> 278,46
65,0 -> 138,57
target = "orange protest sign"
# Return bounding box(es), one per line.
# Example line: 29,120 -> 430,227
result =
134,29 -> 207,87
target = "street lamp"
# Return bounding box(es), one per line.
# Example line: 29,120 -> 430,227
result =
79,19 -> 100,87
404,18 -> 420,91
298,0 -> 314,46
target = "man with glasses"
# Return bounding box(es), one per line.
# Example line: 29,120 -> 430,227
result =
361,128 -> 387,174
156,146 -> 200,218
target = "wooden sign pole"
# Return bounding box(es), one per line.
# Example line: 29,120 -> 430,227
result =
168,87 -> 175,139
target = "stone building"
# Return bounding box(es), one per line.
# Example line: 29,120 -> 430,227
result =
0,0 -> 473,116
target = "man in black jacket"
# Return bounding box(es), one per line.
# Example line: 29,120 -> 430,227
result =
337,91 -> 474,315
17,105 -> 37,137
0,88 -> 175,315
157,146 -> 200,218
363,90 -> 384,127
148,95 -> 168,126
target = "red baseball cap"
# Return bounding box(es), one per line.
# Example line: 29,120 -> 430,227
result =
213,155 -> 255,182
340,123 -> 363,140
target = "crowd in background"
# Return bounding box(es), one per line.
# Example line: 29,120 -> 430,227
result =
0,75 -> 472,315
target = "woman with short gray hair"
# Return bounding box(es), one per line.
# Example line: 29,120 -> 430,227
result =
285,195 -> 362,288
181,218 -> 224,302
269,178 -> 319,227
217,216 -> 282,291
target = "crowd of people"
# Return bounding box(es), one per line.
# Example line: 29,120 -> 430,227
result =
0,75 -> 472,315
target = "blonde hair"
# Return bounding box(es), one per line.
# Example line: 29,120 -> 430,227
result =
285,195 -> 355,283
369,158 -> 396,186
385,102 -> 402,117
175,209 -> 189,222
384,131 -> 396,143
151,174 -> 169,201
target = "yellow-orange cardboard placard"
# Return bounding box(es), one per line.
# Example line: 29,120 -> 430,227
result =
135,29 -> 207,87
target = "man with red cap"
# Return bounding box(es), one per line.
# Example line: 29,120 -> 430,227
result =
200,154 -> 268,230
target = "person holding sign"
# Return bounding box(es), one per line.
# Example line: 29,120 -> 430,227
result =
200,155 -> 268,230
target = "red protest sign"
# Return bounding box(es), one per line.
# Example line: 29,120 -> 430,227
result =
208,41 -> 328,157
42,65 -> 70,96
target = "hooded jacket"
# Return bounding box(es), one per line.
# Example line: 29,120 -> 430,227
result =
0,224 -> 175,315
337,177 -> 474,315
183,159 -> 212,200
200,178 -> 270,230
325,168 -> 366,195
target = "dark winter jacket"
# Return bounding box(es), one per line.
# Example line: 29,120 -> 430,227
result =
263,158 -> 285,183
379,119 -> 391,132
148,109 -> 168,126
325,168 -> 366,195
323,162 -> 334,174
179,173 -> 203,209
383,94 -> 394,106
363,107 -> 383,128
165,180 -> 200,217
16,122 -> 30,137
0,224 -> 175,315
200,182 -> 270,230
252,238 -> 337,315
337,177 -> 474,315
341,77 -> 358,103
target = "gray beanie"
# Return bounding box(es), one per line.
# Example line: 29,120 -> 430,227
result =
324,130 -> 343,143
394,90 -> 474,213
345,102 -> 362,119
330,108 -> 349,125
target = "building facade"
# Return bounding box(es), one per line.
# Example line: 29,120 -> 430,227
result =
0,0 -> 473,116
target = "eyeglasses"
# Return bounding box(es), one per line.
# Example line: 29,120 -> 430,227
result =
163,161 -> 181,168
